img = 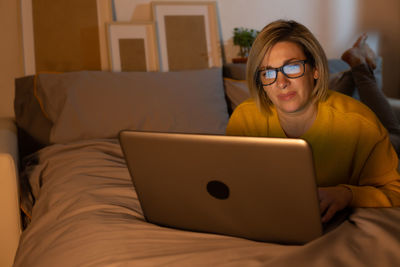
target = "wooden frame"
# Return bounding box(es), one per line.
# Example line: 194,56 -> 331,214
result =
107,22 -> 159,72
152,1 -> 222,71
20,0 -> 112,74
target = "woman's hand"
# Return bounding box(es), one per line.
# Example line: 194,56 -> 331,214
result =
318,186 -> 353,223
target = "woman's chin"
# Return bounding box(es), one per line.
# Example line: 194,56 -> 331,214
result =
277,103 -> 302,114
275,98 -> 315,115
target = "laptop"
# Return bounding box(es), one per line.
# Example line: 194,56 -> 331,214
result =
120,130 -> 329,244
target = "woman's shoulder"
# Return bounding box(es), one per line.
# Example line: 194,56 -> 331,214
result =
235,98 -> 258,109
323,90 -> 385,134
231,98 -> 263,117
227,98 -> 269,136
325,90 -> 376,116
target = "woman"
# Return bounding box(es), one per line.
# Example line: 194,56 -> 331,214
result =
226,20 -> 400,223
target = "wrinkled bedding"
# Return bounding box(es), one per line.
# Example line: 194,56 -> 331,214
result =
14,139 -> 400,266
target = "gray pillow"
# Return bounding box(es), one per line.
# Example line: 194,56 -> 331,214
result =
35,68 -> 229,143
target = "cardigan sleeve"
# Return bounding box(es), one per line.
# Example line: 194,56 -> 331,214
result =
343,133 -> 400,207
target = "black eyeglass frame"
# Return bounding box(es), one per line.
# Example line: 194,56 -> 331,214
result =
257,59 -> 308,86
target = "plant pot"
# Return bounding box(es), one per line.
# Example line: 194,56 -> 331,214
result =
232,57 -> 248,64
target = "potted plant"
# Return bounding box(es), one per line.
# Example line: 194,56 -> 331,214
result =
232,27 -> 259,63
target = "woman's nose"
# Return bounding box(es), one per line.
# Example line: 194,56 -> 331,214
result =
275,72 -> 289,89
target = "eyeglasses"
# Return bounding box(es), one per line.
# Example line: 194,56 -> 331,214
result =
258,59 -> 308,86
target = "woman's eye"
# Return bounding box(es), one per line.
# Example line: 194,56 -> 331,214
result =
265,70 -> 276,79
284,64 -> 301,74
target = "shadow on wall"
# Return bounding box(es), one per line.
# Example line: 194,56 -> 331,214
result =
357,0 -> 400,98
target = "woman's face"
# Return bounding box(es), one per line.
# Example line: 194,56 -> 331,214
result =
260,41 -> 319,115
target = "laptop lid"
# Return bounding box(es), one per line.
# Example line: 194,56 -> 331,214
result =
119,131 -> 323,244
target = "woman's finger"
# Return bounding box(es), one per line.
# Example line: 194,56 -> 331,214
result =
321,204 -> 338,223
319,199 -> 330,215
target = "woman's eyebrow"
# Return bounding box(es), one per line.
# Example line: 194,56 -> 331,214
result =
262,58 -> 299,69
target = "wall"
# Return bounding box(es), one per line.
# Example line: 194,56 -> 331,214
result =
115,0 -> 400,97
356,0 -> 400,98
0,0 -> 399,118
115,0 -> 358,60
0,0 -> 24,118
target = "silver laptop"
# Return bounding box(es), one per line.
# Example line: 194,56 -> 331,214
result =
119,130 -> 325,244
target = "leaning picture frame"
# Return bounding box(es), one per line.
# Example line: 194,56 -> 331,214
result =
152,1 -> 222,71
107,22 -> 159,72
20,0 -> 112,74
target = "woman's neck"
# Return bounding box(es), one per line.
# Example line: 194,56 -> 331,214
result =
276,100 -> 318,138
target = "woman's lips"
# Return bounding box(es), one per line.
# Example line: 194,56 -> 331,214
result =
278,91 -> 296,101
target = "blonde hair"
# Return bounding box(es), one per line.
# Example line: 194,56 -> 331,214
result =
246,20 -> 329,114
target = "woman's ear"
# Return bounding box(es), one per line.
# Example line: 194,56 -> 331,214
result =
313,68 -> 319,79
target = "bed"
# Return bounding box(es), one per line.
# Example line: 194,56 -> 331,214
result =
2,65 -> 400,266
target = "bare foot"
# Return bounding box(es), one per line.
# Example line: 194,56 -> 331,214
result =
341,34 -> 377,69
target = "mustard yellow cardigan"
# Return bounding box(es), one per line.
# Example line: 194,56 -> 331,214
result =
226,90 -> 400,207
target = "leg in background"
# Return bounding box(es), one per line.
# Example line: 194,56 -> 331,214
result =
341,34 -> 400,155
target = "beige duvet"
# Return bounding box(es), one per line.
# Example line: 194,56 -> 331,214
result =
14,139 -> 400,266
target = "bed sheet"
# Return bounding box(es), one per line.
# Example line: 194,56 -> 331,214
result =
14,139 -> 400,266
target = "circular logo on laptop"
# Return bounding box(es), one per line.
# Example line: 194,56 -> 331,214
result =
206,180 -> 230,200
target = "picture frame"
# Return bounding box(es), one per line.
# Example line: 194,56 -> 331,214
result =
20,0 -> 112,74
107,22 -> 159,72
151,1 -> 222,71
